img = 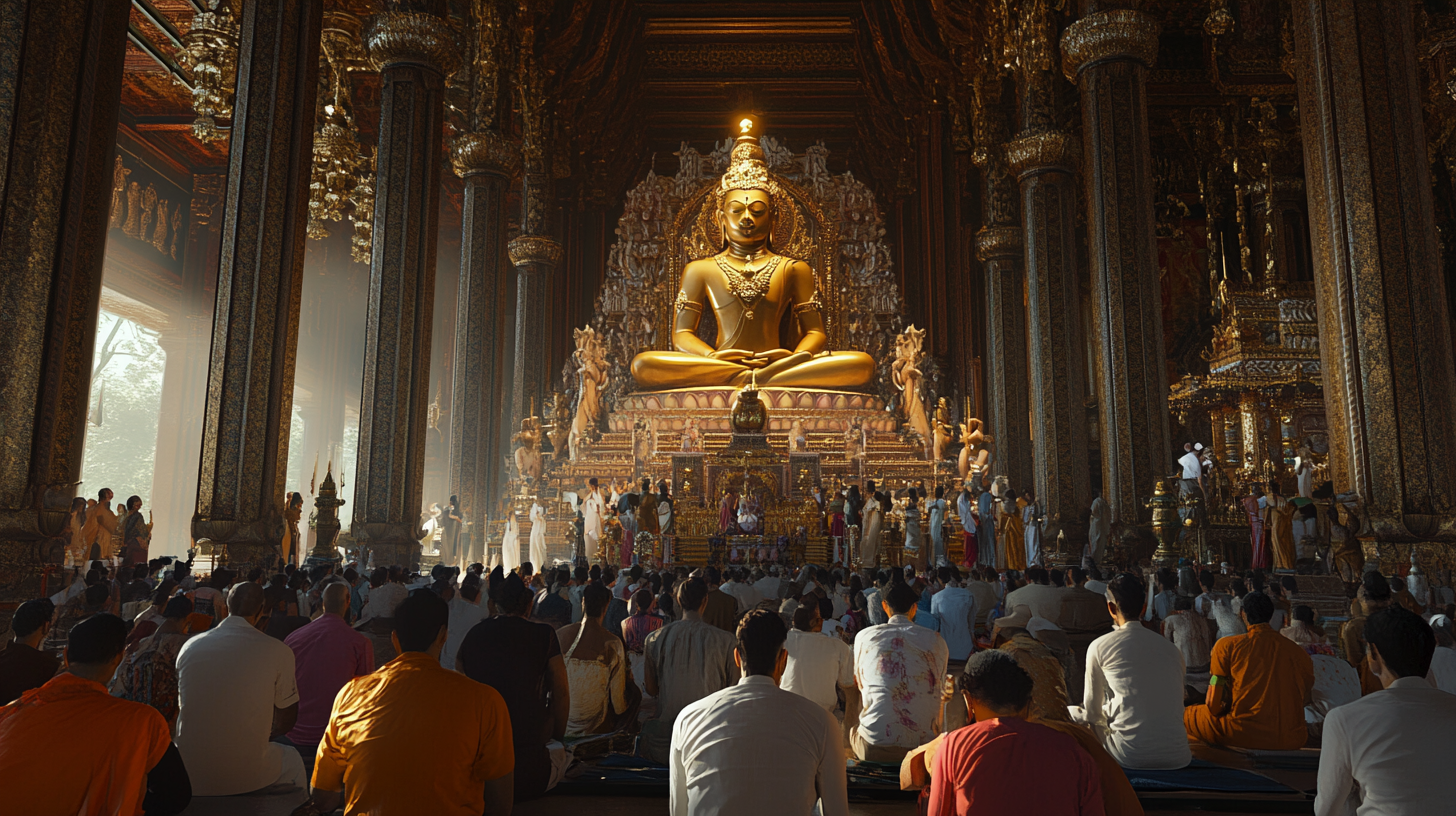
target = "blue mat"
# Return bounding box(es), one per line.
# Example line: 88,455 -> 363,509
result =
564,754 -> 669,786
1124,759 -> 1299,794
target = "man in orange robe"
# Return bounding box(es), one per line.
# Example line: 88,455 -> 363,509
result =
1184,590 -> 1314,750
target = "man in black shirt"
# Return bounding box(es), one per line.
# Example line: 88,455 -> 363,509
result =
0,600 -> 58,705
458,573 -> 571,802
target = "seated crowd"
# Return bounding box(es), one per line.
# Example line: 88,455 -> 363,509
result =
1,553 -> 1453,815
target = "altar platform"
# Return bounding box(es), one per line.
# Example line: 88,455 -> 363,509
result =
609,387 -> 895,433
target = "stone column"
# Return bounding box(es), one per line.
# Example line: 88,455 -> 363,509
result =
449,131 -> 517,565
508,234 -> 563,431
1062,8 -> 1172,539
192,0 -> 323,567
0,0 -> 129,604
1007,128 -> 1091,549
1292,0 -> 1456,540
351,5 -> 457,569
978,224 -> 1033,493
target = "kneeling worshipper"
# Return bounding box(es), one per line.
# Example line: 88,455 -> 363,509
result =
669,610 -> 849,816
641,577 -> 739,763
0,598 -> 60,705
458,572 -> 572,802
1425,613 -> 1456,693
0,614 -> 191,816
852,581 -> 950,763
555,582 -> 640,736
175,581 -> 307,797
1316,607 -> 1456,816
781,603 -> 856,722
1072,573 -> 1192,770
926,651 -> 1104,815
1184,590 -> 1315,750
288,591 -> 515,816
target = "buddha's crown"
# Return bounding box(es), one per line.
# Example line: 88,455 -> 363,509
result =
719,133 -> 781,197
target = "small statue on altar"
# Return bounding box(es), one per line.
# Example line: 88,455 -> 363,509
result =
843,418 -> 864,461
737,488 -> 762,535
892,325 -> 932,458
546,392 -> 571,459
630,122 -> 874,390
569,327 -> 608,461
789,418 -> 807,452
958,417 -> 994,481
512,416 -> 544,482
932,397 -> 955,462
632,418 -> 656,469
680,417 -> 703,452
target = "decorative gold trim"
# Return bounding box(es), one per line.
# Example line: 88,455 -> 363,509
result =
976,226 -> 1023,262
508,235 -> 563,268
366,11 -> 461,75
673,290 -> 703,315
1060,9 -> 1160,81
1004,129 -> 1076,176
451,130 -> 520,177
792,294 -> 823,317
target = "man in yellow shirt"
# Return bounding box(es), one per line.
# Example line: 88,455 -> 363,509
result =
1185,591 -> 1315,750
290,591 -> 514,816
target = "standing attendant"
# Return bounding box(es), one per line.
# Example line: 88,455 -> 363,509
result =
582,479 -> 605,559
442,495 -> 463,566
927,486 -> 948,567
976,485 -> 996,568
121,495 -> 150,568
1021,491 -> 1043,569
999,490 -> 1025,571
957,485 -> 978,568
903,489 -> 924,571
529,498 -> 549,570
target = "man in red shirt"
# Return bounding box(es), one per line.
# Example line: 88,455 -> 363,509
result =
0,614 -> 191,815
929,650 -> 1103,815
284,582 -> 373,774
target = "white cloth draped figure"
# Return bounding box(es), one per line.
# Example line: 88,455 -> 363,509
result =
501,513 -> 521,572
1085,496 -> 1110,568
582,487 -> 605,558
529,500 -> 549,569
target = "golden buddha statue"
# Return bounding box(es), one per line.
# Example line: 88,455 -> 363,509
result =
630,126 -> 875,390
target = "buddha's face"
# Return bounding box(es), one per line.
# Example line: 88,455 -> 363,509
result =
720,188 -> 773,247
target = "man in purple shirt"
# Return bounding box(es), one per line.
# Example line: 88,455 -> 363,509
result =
283,582 -> 372,772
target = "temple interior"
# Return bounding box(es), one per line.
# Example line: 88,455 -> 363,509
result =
4,0 -> 1456,814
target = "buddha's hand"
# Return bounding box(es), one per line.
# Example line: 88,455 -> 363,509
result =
709,348 -> 757,364
750,349 -> 796,363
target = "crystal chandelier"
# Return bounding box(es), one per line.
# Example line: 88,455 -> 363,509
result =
174,0 -> 238,144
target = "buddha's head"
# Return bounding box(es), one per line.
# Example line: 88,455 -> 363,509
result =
717,134 -> 780,250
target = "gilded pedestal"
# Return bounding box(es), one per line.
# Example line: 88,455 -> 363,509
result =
1008,128 -> 1091,549
1063,9 -> 1172,541
1292,0 -> 1456,540
352,6 -> 456,569
192,0 -> 323,569
450,131 -> 518,564
0,0 -> 130,607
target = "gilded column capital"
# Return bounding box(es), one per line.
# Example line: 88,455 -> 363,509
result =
976,226 -> 1023,262
508,235 -> 563,269
366,11 -> 460,75
1060,9 -> 1160,81
1005,129 -> 1077,177
451,130 -> 520,177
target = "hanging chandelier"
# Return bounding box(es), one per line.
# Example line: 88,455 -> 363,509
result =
175,0 -> 238,143
307,13 -> 376,262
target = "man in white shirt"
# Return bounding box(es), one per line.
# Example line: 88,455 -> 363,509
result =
752,567 -> 783,604
175,581 -> 306,795
671,609 -> 848,816
964,568 -> 998,636
642,578 -> 738,764
1178,442 -> 1204,495
852,582 -> 949,762
782,605 -> 855,719
1071,572 -> 1192,770
1004,566 -> 1064,622
930,566 -> 977,662
1317,606 -> 1456,816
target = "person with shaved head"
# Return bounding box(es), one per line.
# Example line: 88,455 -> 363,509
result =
283,581 -> 373,775
176,579 -> 306,796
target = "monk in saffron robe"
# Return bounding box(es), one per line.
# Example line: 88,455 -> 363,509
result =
1265,482 -> 1297,570
1184,591 -> 1314,750
1000,493 -> 1026,572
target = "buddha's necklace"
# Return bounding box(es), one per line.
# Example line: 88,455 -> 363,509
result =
714,252 -> 782,321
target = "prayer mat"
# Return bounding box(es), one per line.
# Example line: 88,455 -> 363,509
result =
1124,759 -> 1299,794
1229,747 -> 1323,772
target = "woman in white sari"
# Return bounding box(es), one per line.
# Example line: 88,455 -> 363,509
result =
500,509 -> 521,572
529,499 -> 549,569
862,491 -> 885,569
